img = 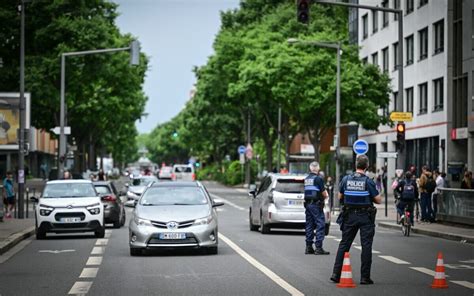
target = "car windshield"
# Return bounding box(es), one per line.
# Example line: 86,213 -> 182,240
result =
132,177 -> 158,186
140,187 -> 208,206
274,179 -> 304,193
43,183 -> 97,198
94,185 -> 111,195
174,166 -> 192,173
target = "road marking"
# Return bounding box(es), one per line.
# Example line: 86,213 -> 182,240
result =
38,249 -> 75,254
450,281 -> 474,290
219,233 -> 304,296
444,264 -> 474,270
460,259 -> 474,264
105,229 -> 113,234
325,235 -> 336,239
86,257 -> 103,266
95,239 -> 108,246
235,188 -> 248,194
79,267 -> 99,278
352,246 -> 381,254
91,247 -> 105,255
334,238 -> 342,242
0,238 -> 33,264
68,281 -> 92,295
379,256 -> 410,264
410,267 -> 449,277
211,194 -> 245,211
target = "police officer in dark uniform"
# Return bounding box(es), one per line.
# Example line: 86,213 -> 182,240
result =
330,155 -> 382,285
304,161 -> 330,255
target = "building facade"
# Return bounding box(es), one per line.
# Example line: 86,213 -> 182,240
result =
352,0 -> 472,185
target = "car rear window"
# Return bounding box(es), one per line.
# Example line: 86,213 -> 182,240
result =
43,183 -> 97,198
140,187 -> 208,206
174,166 -> 192,173
274,179 -> 304,193
95,185 -> 111,195
161,167 -> 172,173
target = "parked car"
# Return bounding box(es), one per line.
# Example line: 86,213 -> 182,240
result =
126,175 -> 159,201
171,164 -> 195,181
128,181 -> 224,256
158,166 -> 173,180
34,180 -> 105,239
248,174 -> 331,235
93,181 -> 126,228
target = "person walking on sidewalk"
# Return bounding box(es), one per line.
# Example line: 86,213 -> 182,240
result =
331,155 -> 382,285
461,171 -> 473,189
419,166 -> 435,223
433,170 -> 444,220
3,171 -> 15,218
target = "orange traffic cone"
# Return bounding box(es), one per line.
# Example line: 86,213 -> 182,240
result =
431,252 -> 448,289
337,252 -> 356,288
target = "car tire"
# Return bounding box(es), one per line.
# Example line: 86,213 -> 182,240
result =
130,248 -> 143,256
95,227 -> 105,238
325,223 -> 330,236
113,219 -> 121,229
36,228 -> 46,240
249,210 -> 259,231
120,210 -> 126,226
260,213 -> 271,234
206,246 -> 218,255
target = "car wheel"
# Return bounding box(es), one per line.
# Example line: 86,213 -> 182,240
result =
113,219 -> 121,229
249,210 -> 259,231
95,227 -> 105,238
130,248 -> 143,256
206,246 -> 218,255
260,213 -> 270,234
120,210 -> 126,226
325,223 -> 330,236
36,227 -> 46,240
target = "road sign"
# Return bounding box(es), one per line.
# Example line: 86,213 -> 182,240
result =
238,145 -> 246,154
51,126 -> 71,135
239,154 -> 245,164
390,112 -> 413,122
353,139 -> 369,155
377,152 -> 398,159
245,144 -> 253,160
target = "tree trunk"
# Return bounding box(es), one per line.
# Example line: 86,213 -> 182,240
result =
307,128 -> 321,161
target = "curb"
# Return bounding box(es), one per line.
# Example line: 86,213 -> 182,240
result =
378,222 -> 474,244
0,226 -> 35,255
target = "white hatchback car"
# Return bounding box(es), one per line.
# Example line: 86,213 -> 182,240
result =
35,180 -> 105,239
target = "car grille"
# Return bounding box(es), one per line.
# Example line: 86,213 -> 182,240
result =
54,212 -> 86,221
148,235 -> 198,245
150,219 -> 195,229
51,223 -> 89,228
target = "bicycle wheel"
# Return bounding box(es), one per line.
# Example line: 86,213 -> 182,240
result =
406,222 -> 411,236
401,219 -> 408,236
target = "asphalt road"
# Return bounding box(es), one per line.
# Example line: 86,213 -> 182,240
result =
0,180 -> 472,296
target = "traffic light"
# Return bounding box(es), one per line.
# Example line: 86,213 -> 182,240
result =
396,123 -> 405,146
296,0 -> 310,24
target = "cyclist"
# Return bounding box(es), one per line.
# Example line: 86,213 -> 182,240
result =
395,171 -> 418,226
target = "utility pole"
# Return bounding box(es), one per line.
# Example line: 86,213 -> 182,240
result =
277,105 -> 282,172
245,108 -> 251,186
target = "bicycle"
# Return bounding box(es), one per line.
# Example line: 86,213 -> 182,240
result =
397,204 -> 412,237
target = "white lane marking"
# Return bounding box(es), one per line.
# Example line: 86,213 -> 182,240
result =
460,259 -> 474,264
444,264 -> 474,270
38,249 -> 75,254
379,256 -> 410,264
211,194 -> 245,211
105,229 -> 113,234
86,257 -> 103,266
95,239 -> 109,246
451,281 -> 474,290
325,235 -> 336,239
68,281 -> 93,295
91,247 -> 105,255
0,238 -> 33,264
104,233 -> 111,238
334,239 -> 342,242
235,188 -> 248,194
79,267 -> 99,278
410,267 -> 449,277
352,246 -> 381,254
219,233 -> 304,296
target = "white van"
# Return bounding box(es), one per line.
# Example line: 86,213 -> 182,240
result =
171,164 -> 195,181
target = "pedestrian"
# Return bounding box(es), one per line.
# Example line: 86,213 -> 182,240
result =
304,161 -> 330,255
325,176 -> 334,209
433,169 -> 444,220
62,170 -> 72,180
97,169 -> 107,181
40,162 -> 47,180
395,171 -> 418,225
331,154 -> 381,285
461,171 -> 473,189
3,171 -> 15,218
418,166 -> 435,223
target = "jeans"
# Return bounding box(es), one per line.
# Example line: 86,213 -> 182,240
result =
305,203 -> 325,248
432,193 -> 438,220
420,192 -> 434,222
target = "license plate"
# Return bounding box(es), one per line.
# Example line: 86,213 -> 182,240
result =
60,217 -> 81,223
288,200 -> 304,206
159,233 -> 186,240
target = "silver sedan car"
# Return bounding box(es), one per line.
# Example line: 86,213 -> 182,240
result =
129,182 -> 223,256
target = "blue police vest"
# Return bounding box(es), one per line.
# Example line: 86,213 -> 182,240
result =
343,173 -> 371,206
304,173 -> 321,200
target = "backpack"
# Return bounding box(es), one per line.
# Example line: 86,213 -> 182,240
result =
425,177 -> 436,193
401,180 -> 415,200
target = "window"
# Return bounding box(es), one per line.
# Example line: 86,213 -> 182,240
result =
433,19 -> 444,54
419,0 -> 428,7
394,0 -> 400,21
382,0 -> 389,27
406,0 -> 414,14
382,106 -> 389,118
406,87 -> 414,113
362,57 -> 368,64
393,92 -> 399,111
372,52 -> 378,66
418,82 -> 428,114
433,77 -> 444,111
419,27 -> 428,60
406,35 -> 414,65
362,13 -> 368,39
372,10 -> 378,33
382,47 -> 389,72
393,42 -> 399,71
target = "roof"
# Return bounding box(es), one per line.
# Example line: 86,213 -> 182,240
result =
47,179 -> 92,184
151,181 -> 199,188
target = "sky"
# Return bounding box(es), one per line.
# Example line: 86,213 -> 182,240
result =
114,0 -> 240,134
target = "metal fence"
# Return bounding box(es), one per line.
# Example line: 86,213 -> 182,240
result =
437,188 -> 474,225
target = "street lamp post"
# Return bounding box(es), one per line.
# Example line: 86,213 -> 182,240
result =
58,42 -> 140,177
288,38 -> 342,209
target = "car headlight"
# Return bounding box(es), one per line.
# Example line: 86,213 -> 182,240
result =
134,217 -> 152,226
39,204 -> 54,216
193,215 -> 213,226
87,203 -> 101,215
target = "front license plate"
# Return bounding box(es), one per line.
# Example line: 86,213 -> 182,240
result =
159,233 -> 186,240
60,217 -> 81,223
288,200 -> 304,206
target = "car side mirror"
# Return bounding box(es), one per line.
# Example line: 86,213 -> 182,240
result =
248,190 -> 256,198
30,196 -> 39,203
212,201 -> 224,207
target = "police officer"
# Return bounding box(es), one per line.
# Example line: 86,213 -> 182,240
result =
330,155 -> 381,285
304,161 -> 330,255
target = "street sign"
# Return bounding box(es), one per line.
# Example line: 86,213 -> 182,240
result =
377,152 -> 398,159
390,112 -> 413,122
353,139 -> 369,155
238,145 -> 246,154
245,143 -> 253,160
51,126 -> 71,135
239,154 -> 245,164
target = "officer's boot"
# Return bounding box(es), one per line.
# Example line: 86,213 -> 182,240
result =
305,245 -> 315,254
314,247 -> 330,255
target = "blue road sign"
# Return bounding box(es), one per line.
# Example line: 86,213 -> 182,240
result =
238,145 -> 247,154
353,139 -> 369,155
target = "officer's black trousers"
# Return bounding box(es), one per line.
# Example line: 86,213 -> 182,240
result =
332,211 -> 375,279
